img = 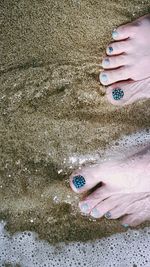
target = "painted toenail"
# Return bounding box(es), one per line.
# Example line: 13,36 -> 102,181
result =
101,74 -> 108,82
72,175 -> 86,189
112,88 -> 124,100
104,58 -> 110,66
90,208 -> 100,218
112,30 -> 118,39
108,46 -> 113,53
122,224 -> 129,228
104,211 -> 111,219
80,203 -> 89,213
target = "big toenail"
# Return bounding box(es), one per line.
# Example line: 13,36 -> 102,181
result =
80,203 -> 89,213
122,224 -> 129,228
104,211 -> 111,219
104,58 -> 110,66
108,47 -> 113,53
90,208 -> 100,218
112,30 -> 118,39
72,175 -> 86,189
101,74 -> 108,82
112,88 -> 124,100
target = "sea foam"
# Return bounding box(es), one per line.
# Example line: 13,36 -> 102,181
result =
0,221 -> 150,267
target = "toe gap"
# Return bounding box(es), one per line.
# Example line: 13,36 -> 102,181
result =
83,182 -> 103,198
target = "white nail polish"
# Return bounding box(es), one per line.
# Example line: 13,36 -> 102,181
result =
112,30 -> 118,39
80,203 -> 89,213
101,74 -> 108,82
104,211 -> 111,219
90,208 -> 100,218
104,58 -> 110,66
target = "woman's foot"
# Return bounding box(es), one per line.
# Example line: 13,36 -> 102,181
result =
99,14 -> 150,106
69,150 -> 150,227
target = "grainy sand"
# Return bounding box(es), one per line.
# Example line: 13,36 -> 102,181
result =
0,0 -> 150,244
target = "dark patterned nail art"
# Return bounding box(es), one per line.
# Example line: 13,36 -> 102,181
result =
72,175 -> 86,189
112,88 -> 124,100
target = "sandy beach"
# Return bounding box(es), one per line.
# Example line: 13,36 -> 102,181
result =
0,0 -> 150,245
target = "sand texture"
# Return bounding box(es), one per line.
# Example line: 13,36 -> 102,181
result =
0,0 -> 150,244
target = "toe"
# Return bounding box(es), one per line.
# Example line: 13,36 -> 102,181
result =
120,196 -> 150,227
99,66 -> 130,86
106,40 -> 131,56
102,55 -> 128,69
79,186 -> 111,214
109,193 -> 148,219
120,214 -> 144,227
79,202 -> 91,214
70,172 -> 92,193
90,195 -> 118,219
69,165 -> 108,193
107,201 -> 127,219
106,79 -> 146,106
112,24 -> 136,41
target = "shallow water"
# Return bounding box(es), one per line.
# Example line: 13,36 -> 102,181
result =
0,220 -> 150,267
0,0 -> 150,265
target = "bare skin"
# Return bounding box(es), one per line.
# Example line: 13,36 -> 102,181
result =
70,147 -> 150,227
99,14 -> 150,106
69,15 -> 150,227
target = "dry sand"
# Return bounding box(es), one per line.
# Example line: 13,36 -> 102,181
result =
0,0 -> 150,244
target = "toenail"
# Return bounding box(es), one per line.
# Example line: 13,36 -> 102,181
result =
112,88 -> 124,100
108,46 -> 113,53
104,211 -> 111,219
80,203 -> 89,213
101,74 -> 108,82
90,208 -> 100,218
112,30 -> 118,39
104,58 -> 110,66
72,175 -> 86,189
122,223 -> 129,228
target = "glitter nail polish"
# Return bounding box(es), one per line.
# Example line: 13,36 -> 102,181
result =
72,175 -> 86,189
104,211 -> 111,219
108,46 -> 113,53
112,88 -> 124,100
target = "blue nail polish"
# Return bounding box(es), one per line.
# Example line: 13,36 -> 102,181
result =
112,30 -> 118,39
91,208 -> 100,218
112,88 -> 124,100
72,175 -> 86,189
101,74 -> 108,82
104,211 -> 111,219
108,46 -> 113,53
104,58 -> 110,66
80,203 -> 89,213
122,223 -> 129,228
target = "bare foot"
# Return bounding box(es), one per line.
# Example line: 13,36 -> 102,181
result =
99,14 -> 150,106
69,148 -> 150,227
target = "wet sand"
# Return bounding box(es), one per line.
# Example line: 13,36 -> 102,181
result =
0,0 -> 150,244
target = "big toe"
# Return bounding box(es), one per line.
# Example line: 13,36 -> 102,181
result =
69,165 -> 105,194
106,78 -> 148,106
